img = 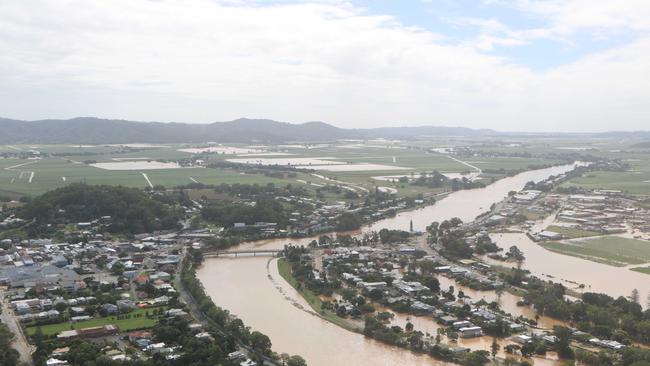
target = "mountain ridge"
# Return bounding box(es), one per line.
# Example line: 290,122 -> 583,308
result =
2,116 -> 649,144
0,117 -> 495,144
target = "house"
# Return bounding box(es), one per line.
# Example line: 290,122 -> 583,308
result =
152,271 -> 171,281
135,274 -> 150,285
128,331 -> 153,343
513,334 -> 532,344
357,281 -> 387,292
452,320 -> 473,330
195,332 -> 214,341
152,295 -> 171,306
537,231 -> 562,240
51,347 -> 69,357
459,326 -> 483,338
393,280 -> 429,296
117,299 -> 136,312
46,358 -> 68,366
102,303 -> 118,315
165,309 -> 189,318
439,315 -> 458,325
228,351 -> 246,361
411,301 -> 435,314
57,325 -> 119,340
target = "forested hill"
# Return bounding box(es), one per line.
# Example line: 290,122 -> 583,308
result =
0,117 -> 492,144
20,184 -> 182,235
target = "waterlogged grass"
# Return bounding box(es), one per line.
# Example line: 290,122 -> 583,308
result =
546,225 -> 602,239
541,236 -> 650,266
630,267 -> 650,276
276,259 -> 361,333
26,307 -> 167,336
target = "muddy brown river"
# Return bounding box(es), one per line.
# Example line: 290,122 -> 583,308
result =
197,163 -> 610,366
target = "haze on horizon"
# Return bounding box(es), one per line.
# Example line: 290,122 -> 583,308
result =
1,0 -> 649,133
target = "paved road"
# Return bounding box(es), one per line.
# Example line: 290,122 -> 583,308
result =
0,289 -> 35,365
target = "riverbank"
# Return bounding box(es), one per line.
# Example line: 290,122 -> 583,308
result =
276,258 -> 362,333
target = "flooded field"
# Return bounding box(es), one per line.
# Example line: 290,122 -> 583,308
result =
308,163 -> 410,172
489,233 -> 650,303
90,161 -> 182,170
226,157 -> 346,166
179,146 -> 265,154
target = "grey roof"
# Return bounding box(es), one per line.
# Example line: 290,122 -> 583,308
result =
0,265 -> 80,288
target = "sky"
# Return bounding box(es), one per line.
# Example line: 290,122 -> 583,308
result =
1,0 -> 649,132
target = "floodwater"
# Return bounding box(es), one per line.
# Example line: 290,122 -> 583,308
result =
226,157 -> 346,166
197,163 -> 583,366
488,233 -> 650,305
179,146 -> 265,154
307,163 -> 410,172
90,161 -> 181,170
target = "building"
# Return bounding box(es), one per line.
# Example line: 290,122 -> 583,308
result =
459,326 -> 483,338
0,265 -> 80,289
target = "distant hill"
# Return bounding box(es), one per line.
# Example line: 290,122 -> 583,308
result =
0,117 -> 496,144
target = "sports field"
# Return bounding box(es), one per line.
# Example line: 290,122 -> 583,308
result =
26,306 -> 167,336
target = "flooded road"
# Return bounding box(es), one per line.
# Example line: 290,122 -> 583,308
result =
197,163 -> 583,366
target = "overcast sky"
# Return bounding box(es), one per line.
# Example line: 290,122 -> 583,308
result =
1,0 -> 649,132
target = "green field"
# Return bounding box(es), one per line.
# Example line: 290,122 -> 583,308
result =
560,155 -> 650,195
0,157 -> 297,196
0,141 -> 580,198
26,307 -> 167,336
541,236 -> 650,266
546,225 -> 602,239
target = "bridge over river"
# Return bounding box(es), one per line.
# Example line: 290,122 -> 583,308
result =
203,249 -> 283,257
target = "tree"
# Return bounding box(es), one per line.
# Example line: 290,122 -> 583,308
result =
507,246 -> 525,261
491,337 -> 500,359
631,289 -> 640,304
464,350 -> 490,366
0,324 -> 20,366
553,326 -> 574,359
287,355 -> 307,366
405,322 -> 414,332
250,331 -> 272,354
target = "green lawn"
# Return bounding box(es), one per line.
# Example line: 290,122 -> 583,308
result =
541,236 -> 650,266
26,307 -> 167,337
546,225 -> 602,239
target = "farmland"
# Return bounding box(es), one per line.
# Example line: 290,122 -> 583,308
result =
0,141 -> 576,198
